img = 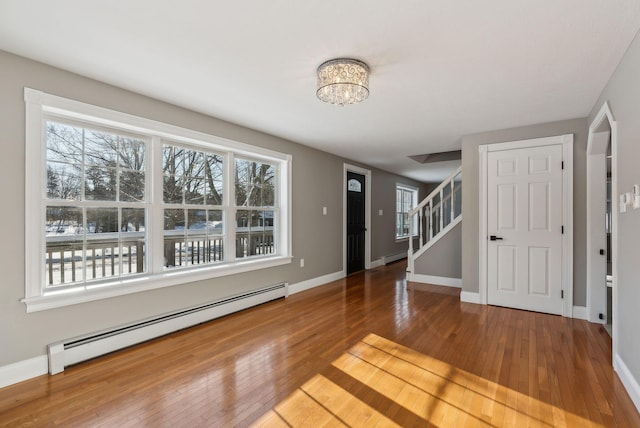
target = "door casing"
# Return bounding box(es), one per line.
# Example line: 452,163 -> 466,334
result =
479,134 -> 573,317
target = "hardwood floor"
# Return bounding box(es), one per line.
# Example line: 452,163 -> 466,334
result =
0,261 -> 638,427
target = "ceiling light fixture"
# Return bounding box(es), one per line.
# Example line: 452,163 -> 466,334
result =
316,58 -> 369,106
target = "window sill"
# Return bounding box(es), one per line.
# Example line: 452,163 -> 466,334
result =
22,256 -> 292,313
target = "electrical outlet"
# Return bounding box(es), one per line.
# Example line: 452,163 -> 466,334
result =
300,258 -> 305,268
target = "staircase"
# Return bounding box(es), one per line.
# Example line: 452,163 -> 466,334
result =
407,166 -> 462,278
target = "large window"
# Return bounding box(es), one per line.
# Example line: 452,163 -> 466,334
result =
25,88 -> 291,311
396,184 -> 418,239
45,121 -> 147,287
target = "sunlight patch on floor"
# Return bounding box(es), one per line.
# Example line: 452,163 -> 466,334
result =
252,333 -> 603,427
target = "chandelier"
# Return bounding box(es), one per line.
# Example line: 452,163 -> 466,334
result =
316,58 -> 370,106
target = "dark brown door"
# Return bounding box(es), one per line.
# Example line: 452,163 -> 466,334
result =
346,171 -> 365,274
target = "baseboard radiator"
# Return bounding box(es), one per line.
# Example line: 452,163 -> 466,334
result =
47,283 -> 288,375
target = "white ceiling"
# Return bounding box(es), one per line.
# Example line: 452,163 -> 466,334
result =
2,1 -> 640,182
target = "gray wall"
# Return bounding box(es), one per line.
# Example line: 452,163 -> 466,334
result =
0,50 -> 422,366
460,118 -> 589,306
589,31 -> 640,387
413,222 -> 461,279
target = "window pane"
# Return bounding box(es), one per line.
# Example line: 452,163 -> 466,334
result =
46,206 -> 83,286
187,209 -> 207,235
85,207 -> 119,280
184,177 -> 206,205
207,210 -> 224,262
46,122 -> 83,164
184,151 -> 205,178
235,158 -> 276,207
163,145 -> 181,176
164,208 -> 185,268
163,175 -> 183,203
85,167 -> 117,201
47,162 -> 82,200
348,178 -> 362,192
84,129 -> 118,167
121,208 -> 146,274
205,153 -> 223,205
119,138 -> 146,171
119,170 -> 145,202
182,150 -> 206,205
236,210 -> 275,258
208,210 -> 223,235
402,190 -> 412,212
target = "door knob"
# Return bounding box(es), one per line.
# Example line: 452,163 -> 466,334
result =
490,235 -> 503,241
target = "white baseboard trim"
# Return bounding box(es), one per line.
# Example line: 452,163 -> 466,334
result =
614,353 -> 640,413
369,259 -> 383,269
288,271 -> 345,295
0,355 -> 48,389
572,306 -> 588,320
408,273 -> 461,288
460,291 -> 481,304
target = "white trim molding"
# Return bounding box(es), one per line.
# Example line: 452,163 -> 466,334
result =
572,306 -> 589,320
460,291 -> 481,304
0,355 -> 48,389
407,274 -> 462,288
369,259 -> 384,269
614,353 -> 640,413
288,271 -> 345,295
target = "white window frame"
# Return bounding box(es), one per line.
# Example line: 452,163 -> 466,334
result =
395,183 -> 418,241
24,88 -> 292,312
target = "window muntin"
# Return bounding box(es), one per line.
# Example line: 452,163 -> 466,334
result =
396,185 -> 417,239
26,88 -> 291,310
44,120 -> 148,288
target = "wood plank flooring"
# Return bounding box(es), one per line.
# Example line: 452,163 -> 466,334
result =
0,261 -> 638,427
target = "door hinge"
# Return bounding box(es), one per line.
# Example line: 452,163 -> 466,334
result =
561,290 -> 564,299
561,225 -> 564,234
561,161 -> 564,170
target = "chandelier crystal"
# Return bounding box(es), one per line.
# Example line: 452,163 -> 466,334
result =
316,58 -> 369,106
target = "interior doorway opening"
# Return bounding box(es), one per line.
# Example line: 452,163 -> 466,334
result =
586,102 -> 617,347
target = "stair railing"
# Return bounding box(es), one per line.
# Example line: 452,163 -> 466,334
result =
407,166 -> 462,273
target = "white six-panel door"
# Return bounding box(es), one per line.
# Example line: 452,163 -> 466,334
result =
487,143 -> 564,315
